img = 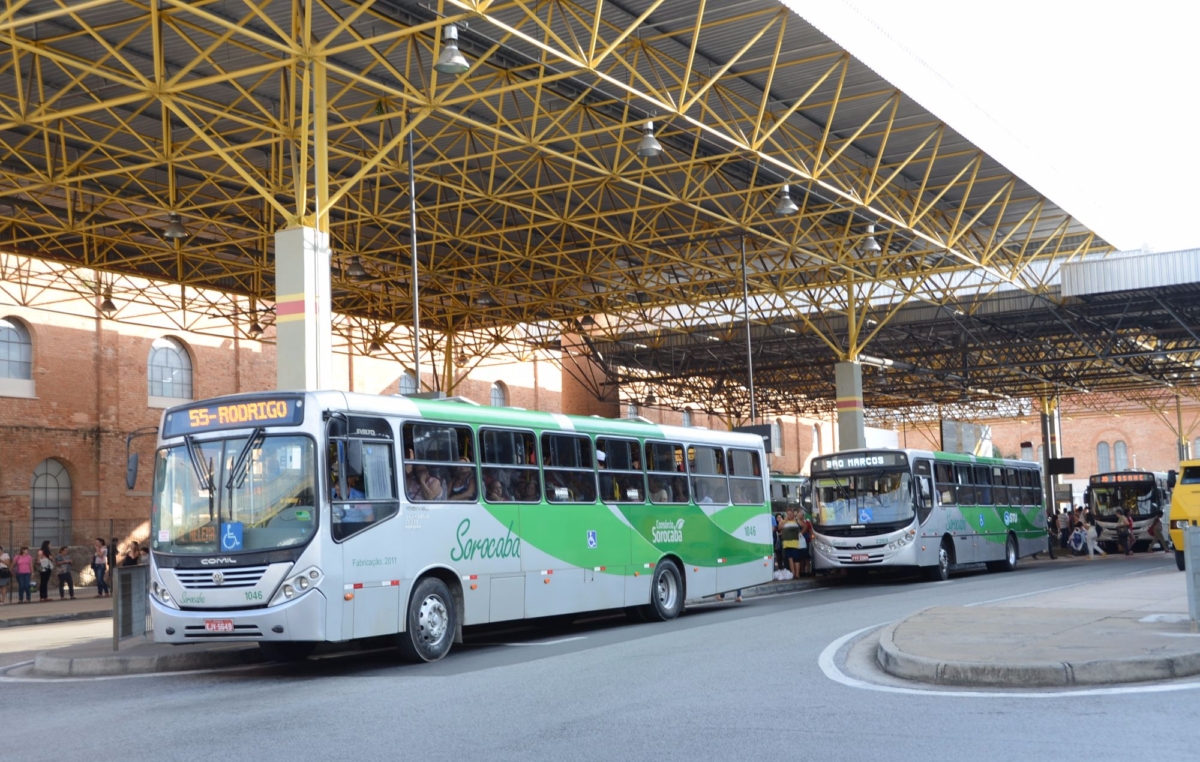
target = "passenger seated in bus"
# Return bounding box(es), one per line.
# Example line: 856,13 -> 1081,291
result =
649,478 -> 670,503
618,475 -> 641,501
517,476 -> 539,501
448,460 -> 477,501
671,476 -> 689,503
486,479 -> 507,502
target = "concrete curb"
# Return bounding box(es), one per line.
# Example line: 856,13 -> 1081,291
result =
34,643 -> 264,677
876,611 -> 1200,688
686,576 -> 827,605
0,608 -> 112,629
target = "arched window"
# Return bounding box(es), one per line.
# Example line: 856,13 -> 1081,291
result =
1097,441 -> 1111,473
32,458 -> 72,546
490,381 -> 508,407
681,409 -> 693,428
772,419 -> 783,456
399,370 -> 418,396
1114,440 -> 1129,471
148,337 -> 192,402
0,317 -> 32,380
626,403 -> 638,419
0,316 -> 34,398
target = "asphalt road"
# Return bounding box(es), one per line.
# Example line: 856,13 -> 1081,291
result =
2,553 -> 1194,761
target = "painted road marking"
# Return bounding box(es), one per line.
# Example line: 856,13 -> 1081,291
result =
496,636 -> 588,647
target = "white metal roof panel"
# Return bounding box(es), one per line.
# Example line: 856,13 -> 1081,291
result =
1060,249 -> 1200,296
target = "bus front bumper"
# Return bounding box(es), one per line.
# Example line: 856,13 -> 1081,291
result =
811,533 -> 918,568
151,589 -> 327,644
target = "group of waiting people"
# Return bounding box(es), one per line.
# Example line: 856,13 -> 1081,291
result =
0,537 -> 148,603
1049,506 -> 1172,559
773,508 -> 813,579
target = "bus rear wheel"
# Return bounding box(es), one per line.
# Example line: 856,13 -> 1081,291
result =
987,534 -> 1018,572
924,541 -> 951,582
258,641 -> 316,662
1177,550 -> 1186,571
397,577 -> 456,663
641,560 -> 684,622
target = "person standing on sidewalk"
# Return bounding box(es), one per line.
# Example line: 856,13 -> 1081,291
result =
0,546 -> 10,604
108,536 -> 119,591
36,547 -> 53,601
1044,510 -> 1056,560
13,546 -> 34,603
1115,509 -> 1134,556
1084,510 -> 1106,559
92,538 -> 109,597
1147,513 -> 1171,552
55,546 -> 74,599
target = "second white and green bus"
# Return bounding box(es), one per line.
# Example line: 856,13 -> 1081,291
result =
809,449 -> 1046,580
143,391 -> 773,662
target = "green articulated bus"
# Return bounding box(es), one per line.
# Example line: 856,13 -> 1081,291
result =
144,391 -> 773,662
809,449 -> 1047,581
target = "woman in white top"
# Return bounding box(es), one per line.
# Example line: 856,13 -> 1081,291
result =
1084,511 -> 1106,559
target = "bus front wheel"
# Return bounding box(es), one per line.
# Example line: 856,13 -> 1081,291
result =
642,560 -> 684,622
924,541 -> 951,582
398,577 -> 457,663
1177,550 -> 1186,572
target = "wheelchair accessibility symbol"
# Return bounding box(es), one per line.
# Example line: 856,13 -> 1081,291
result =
220,522 -> 243,551
586,530 -> 597,549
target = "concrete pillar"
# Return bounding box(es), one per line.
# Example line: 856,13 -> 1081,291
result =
274,226 -> 332,390
1039,396 -> 1062,513
835,360 -> 866,450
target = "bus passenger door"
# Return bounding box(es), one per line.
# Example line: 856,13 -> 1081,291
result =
329,418 -> 402,641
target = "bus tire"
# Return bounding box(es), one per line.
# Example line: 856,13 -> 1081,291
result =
1177,550 -> 1186,572
924,540 -> 952,582
258,641 -> 316,662
397,577 -> 456,663
999,533 -> 1018,572
641,560 -> 684,622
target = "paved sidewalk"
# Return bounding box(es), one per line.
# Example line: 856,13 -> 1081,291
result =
0,593 -> 111,628
877,563 -> 1199,687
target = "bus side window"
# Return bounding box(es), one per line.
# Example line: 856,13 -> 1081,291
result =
935,462 -> 956,506
974,465 -> 993,506
992,466 -> 1007,505
955,465 -> 975,506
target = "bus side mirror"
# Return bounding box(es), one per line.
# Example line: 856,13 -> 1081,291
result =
1168,470 -> 1177,489
126,453 -> 139,491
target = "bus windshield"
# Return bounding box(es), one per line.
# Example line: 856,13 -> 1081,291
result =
813,470 -> 913,526
151,434 -> 317,554
1089,482 -> 1156,518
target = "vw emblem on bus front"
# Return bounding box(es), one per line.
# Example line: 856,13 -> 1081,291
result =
212,571 -> 225,586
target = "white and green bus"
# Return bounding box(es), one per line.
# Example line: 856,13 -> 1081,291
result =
809,449 -> 1046,581
143,391 -> 773,662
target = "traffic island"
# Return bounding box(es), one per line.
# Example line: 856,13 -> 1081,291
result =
33,639 -> 264,677
877,605 -> 1200,688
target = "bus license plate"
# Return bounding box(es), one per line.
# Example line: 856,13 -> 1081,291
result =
204,619 -> 234,633
850,554 -> 869,563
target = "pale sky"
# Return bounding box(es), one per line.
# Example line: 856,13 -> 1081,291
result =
782,0 -> 1200,253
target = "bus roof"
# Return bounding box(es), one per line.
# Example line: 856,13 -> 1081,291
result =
160,390 -> 766,450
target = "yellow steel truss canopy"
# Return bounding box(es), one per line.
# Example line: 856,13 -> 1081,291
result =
0,0 -> 1117,415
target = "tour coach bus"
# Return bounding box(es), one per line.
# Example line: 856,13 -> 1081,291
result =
144,391 -> 772,662
1084,470 -> 1171,552
809,449 -> 1046,581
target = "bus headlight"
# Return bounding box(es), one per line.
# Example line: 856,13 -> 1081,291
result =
1172,520 -> 1192,530
270,566 -> 323,606
151,579 -> 178,609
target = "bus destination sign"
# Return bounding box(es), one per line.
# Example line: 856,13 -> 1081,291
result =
813,452 -> 907,472
163,397 -> 304,438
1089,472 -> 1152,485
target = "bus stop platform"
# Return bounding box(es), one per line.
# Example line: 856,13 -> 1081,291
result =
876,564 -> 1200,687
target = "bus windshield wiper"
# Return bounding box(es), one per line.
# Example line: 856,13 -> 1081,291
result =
226,428 -> 264,493
184,434 -> 215,521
